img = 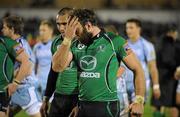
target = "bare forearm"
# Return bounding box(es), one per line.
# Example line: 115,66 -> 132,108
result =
15,60 -> 32,82
123,53 -> 146,97
52,39 -> 71,72
150,67 -> 159,85
134,68 -> 146,97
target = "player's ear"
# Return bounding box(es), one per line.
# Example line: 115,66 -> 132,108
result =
85,22 -> 92,32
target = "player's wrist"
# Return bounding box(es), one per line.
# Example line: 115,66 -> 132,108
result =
134,95 -> 144,104
13,79 -> 21,86
62,37 -> 72,46
153,84 -> 160,90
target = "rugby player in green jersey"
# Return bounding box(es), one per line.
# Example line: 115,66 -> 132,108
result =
0,36 -> 31,117
40,7 -> 78,117
52,9 -> 146,117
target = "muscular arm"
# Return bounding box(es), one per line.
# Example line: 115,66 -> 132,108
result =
148,60 -> 159,86
15,51 -> 32,82
7,51 -> 32,96
123,52 -> 145,97
52,17 -> 78,72
52,42 -> 73,72
148,60 -> 161,99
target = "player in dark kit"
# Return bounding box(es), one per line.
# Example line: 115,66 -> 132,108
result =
52,9 -> 146,117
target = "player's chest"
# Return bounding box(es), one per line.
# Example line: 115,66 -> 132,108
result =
75,40 -> 116,66
130,43 -> 145,60
36,46 -> 52,58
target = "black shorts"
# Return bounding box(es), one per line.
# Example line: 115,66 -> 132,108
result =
0,92 -> 10,112
48,93 -> 78,117
77,100 -> 120,117
151,78 -> 178,107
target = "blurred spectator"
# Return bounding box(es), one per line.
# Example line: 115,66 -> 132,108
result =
33,20 -> 54,96
152,24 -> 179,117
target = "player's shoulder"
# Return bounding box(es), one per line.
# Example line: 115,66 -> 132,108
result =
33,42 -> 42,49
106,32 -> 126,40
52,35 -> 62,44
1,36 -> 18,45
141,38 -> 154,48
20,37 -> 31,47
104,32 -> 127,46
141,38 -> 152,45
141,38 -> 155,52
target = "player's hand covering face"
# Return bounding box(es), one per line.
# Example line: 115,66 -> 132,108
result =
64,16 -> 79,40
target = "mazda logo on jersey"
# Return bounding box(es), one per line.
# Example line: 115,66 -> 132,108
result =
80,55 -> 97,71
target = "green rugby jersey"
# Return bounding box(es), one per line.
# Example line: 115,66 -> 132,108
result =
71,31 -> 129,101
0,36 -> 23,92
51,35 -> 78,95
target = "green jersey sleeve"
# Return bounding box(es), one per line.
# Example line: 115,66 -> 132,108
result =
4,37 -> 23,59
107,32 -> 131,60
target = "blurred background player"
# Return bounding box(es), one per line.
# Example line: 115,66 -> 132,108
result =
40,7 -> 78,117
152,24 -> 180,117
0,36 -> 28,117
33,20 -> 54,96
125,19 -> 160,102
2,15 -> 42,117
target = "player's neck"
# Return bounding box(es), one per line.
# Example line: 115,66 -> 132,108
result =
130,35 -> 141,43
42,38 -> 51,43
91,27 -> 101,38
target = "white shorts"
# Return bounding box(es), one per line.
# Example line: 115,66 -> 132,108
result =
11,86 -> 42,115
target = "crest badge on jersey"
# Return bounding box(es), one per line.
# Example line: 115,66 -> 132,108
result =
13,43 -> 24,54
78,43 -> 85,50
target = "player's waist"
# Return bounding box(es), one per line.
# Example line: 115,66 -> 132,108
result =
55,86 -> 78,95
18,75 -> 38,87
79,100 -> 119,106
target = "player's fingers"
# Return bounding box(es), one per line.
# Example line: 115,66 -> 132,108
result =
72,18 -> 79,26
67,16 -> 71,25
69,17 -> 77,26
